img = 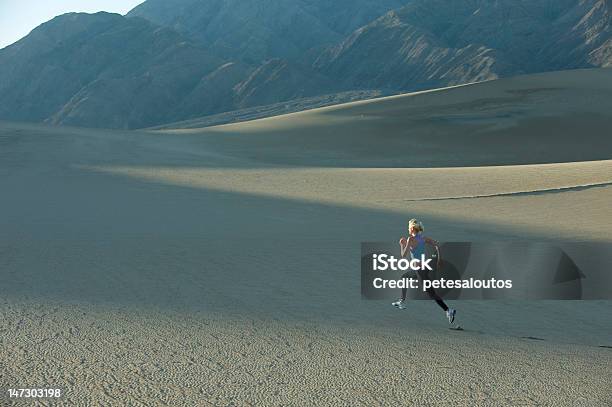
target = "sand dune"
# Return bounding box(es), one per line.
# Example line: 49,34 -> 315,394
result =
1,69 -> 611,405
165,68 -> 612,168
83,159 -> 612,206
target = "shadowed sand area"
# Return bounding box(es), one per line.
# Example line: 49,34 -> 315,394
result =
1,69 -> 611,405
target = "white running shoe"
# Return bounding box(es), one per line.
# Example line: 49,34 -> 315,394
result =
392,299 -> 407,309
446,308 -> 456,324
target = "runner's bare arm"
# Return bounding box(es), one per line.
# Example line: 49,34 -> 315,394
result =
399,237 -> 409,258
425,237 -> 441,267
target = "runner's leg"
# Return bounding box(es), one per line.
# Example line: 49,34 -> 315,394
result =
418,271 -> 449,311
401,271 -> 410,300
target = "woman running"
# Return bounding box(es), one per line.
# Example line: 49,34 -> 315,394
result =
392,219 -> 456,324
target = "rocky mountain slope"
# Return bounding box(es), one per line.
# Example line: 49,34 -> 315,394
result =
315,0 -> 612,90
127,0 -> 408,64
0,0 -> 609,129
0,12 -> 344,128
0,12 -> 226,128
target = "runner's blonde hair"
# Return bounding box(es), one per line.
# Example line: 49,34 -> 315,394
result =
408,218 -> 424,233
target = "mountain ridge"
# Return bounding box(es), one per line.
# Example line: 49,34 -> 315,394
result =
0,1 -> 610,129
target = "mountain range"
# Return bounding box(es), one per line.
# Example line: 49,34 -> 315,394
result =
127,0 -> 410,64
315,0 -> 612,90
0,0 -> 610,129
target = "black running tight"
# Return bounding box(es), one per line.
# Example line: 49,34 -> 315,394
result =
401,271 -> 449,311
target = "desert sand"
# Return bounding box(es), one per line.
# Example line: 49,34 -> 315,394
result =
1,69 -> 611,406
